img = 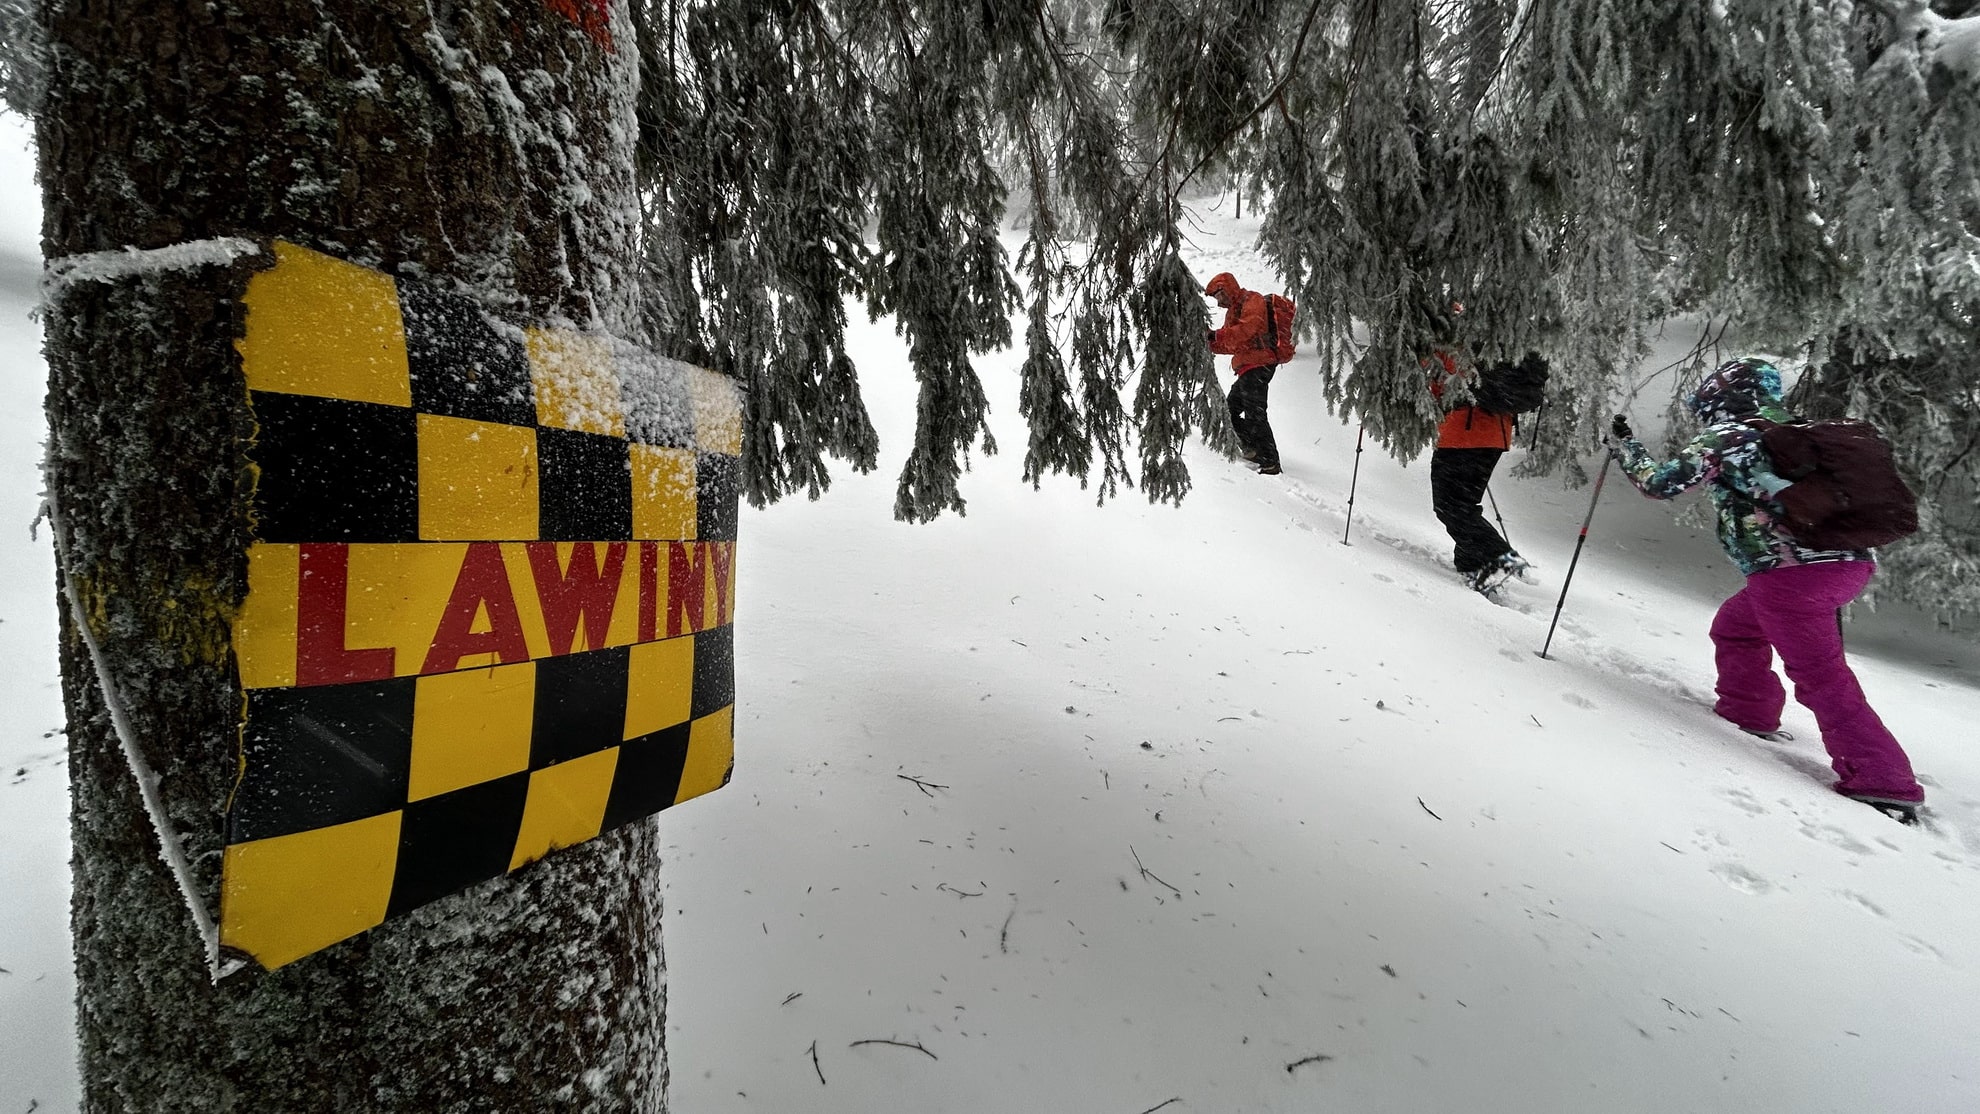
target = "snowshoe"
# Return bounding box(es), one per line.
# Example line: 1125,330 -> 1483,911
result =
1742,727 -> 1795,743
1494,551 -> 1536,584
1256,462 -> 1282,476
1840,792 -> 1921,825
1462,565 -> 1511,596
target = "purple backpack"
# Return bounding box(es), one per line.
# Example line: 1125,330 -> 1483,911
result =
1752,418 -> 1918,550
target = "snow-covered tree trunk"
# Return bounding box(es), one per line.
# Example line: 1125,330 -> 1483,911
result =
36,1 -> 666,1109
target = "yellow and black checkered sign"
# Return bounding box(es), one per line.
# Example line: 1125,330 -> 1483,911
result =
221,242 -> 740,970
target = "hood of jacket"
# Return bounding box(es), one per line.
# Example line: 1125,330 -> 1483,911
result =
1686,357 -> 1785,424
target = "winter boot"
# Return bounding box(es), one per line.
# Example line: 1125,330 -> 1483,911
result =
1256,462 -> 1282,476
1742,727 -> 1795,743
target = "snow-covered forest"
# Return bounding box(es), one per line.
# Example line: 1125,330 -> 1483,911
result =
1,1 -> 1977,1112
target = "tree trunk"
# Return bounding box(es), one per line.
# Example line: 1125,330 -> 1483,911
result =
37,1 -> 666,1109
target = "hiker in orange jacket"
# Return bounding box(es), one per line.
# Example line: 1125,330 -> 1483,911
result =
1205,272 -> 1282,475
1427,336 -> 1529,591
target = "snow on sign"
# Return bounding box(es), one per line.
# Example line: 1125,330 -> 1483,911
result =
221,241 -> 738,970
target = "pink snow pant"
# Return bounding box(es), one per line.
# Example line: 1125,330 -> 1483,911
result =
1709,561 -> 1922,802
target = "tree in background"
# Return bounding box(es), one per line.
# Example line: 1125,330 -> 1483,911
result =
18,1 -> 665,1109
624,0 -> 1978,621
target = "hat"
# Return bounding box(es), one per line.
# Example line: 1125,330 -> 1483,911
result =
1686,357 -> 1784,423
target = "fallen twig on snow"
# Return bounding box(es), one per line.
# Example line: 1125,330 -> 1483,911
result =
1417,797 -> 1442,821
897,774 -> 949,796
850,1038 -> 938,1060
782,992 -> 803,1006
1000,905 -> 1016,953
1130,845 -> 1183,898
1138,1099 -> 1181,1114
1286,1052 -> 1334,1073
936,882 -> 985,898
809,1039 -> 825,1084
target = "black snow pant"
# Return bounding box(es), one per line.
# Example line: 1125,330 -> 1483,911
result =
1430,447 -> 1511,574
1226,366 -> 1279,467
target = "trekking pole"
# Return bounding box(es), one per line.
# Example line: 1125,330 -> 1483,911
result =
1538,455 -> 1613,660
1528,399 -> 1545,451
1485,484 -> 1512,551
1341,426 -> 1366,545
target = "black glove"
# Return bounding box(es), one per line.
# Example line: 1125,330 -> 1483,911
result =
1610,414 -> 1633,441
1206,330 -> 1216,345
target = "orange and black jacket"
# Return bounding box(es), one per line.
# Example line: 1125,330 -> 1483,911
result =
1428,349 -> 1513,450
1209,289 -> 1279,376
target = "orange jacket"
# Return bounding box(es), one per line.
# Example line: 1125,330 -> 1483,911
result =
1428,350 -> 1512,450
1209,289 -> 1279,376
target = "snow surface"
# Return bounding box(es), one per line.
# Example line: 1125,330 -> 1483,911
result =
3,125 -> 1979,1113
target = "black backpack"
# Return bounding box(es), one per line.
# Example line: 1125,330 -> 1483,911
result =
1750,418 -> 1918,550
1472,351 -> 1549,415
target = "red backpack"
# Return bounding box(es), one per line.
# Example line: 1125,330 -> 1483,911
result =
1752,418 -> 1918,550
1261,294 -> 1297,364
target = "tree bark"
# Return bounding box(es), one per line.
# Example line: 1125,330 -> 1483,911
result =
37,1 -> 665,1109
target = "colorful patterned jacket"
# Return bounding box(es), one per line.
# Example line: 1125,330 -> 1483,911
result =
1612,402 -> 1872,576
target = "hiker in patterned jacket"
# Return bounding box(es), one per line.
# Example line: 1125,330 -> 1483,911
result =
1608,356 -> 1924,821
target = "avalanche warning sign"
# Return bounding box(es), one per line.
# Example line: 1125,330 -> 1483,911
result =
220,241 -> 739,969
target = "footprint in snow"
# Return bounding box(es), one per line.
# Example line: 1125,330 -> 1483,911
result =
1835,889 -> 1886,917
1760,747 -> 1836,791
1798,823 -> 1876,855
1561,692 -> 1597,710
1898,935 -> 1945,961
1709,861 -> 1775,895
1720,787 -> 1769,816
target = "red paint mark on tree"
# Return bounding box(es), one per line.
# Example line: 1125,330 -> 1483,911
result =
545,0 -> 614,50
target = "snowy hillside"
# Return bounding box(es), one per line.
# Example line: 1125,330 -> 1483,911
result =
660,210 -> 1980,1113
3,129 -> 1978,1111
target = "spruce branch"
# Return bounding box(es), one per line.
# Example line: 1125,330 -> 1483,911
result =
1171,0 -> 1332,201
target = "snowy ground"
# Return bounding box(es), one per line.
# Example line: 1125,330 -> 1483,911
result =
3,116 -> 1978,1113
